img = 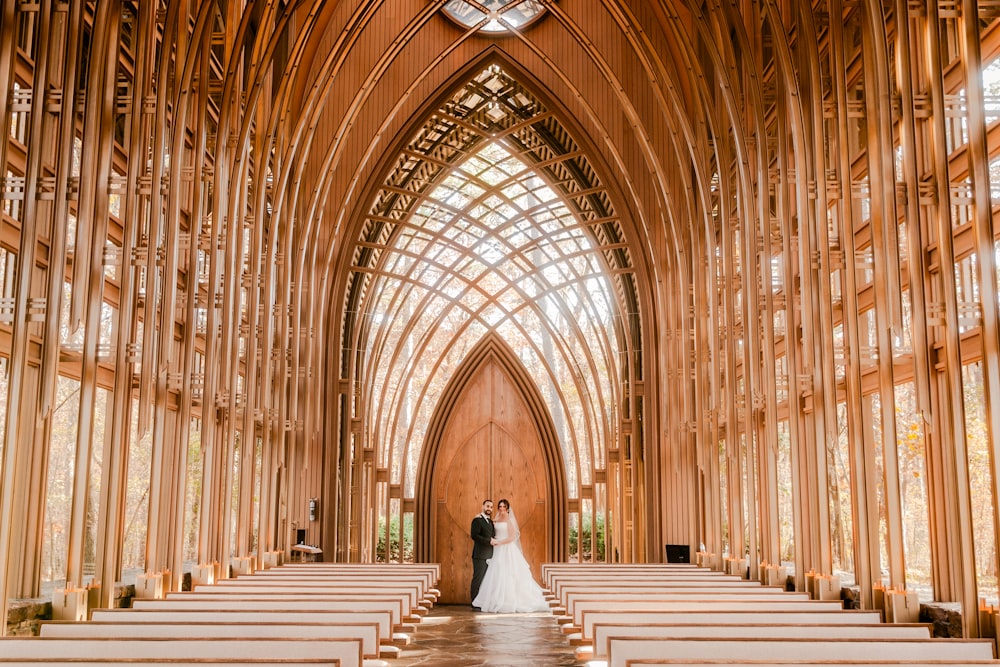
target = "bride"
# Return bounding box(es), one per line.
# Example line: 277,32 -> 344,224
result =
472,498 -> 551,613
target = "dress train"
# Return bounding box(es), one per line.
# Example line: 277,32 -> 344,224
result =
472,521 -> 550,613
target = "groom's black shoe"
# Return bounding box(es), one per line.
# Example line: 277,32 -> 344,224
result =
471,606 -> 481,611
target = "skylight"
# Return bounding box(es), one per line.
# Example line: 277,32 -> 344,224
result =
442,0 -> 548,33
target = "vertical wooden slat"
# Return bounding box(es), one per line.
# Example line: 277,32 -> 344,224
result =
920,0 -> 969,610
139,0 -> 173,571
958,0 -> 1000,636
0,0 -> 51,633
797,1 -> 838,578
97,0 -> 153,611
173,6 -> 212,574
37,1 -> 80,421
892,0 -> 937,594
828,0 -> 878,608
860,0 -> 906,592
66,0 -> 120,589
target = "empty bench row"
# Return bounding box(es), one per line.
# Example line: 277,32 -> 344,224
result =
0,562 -> 441,667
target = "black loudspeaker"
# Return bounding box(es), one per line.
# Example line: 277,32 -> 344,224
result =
296,528 -> 307,545
665,544 -> 690,563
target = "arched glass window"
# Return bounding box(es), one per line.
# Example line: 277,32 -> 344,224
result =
345,64 -> 641,563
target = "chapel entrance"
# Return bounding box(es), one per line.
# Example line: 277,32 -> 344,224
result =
416,338 -> 565,604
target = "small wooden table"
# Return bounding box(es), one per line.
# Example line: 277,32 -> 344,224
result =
290,544 -> 323,562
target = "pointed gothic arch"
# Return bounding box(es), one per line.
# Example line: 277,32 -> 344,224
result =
327,46 -> 649,566
412,333 -> 566,601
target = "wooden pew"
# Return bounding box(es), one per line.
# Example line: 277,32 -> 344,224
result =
544,568 -> 730,580
249,564 -> 439,593
0,637 -> 366,667
543,566 -> 729,579
574,608 -> 882,645
130,597 -> 408,629
548,576 -> 765,596
270,564 -> 440,591
541,564 -> 722,589
625,663 -> 999,667
551,584 -> 792,611
542,563 -> 711,573
565,598 -> 846,629
561,589 -> 812,618
160,590 -> 420,623
584,622 -> 935,661
0,661 -> 338,667
201,580 -> 429,610
601,636 -> 996,667
275,562 -> 440,575
38,621 -> 383,661
88,608 -> 401,646
542,564 -> 720,585
229,573 -> 438,604
544,575 -> 759,602
91,608 -> 404,650
28,565 -> 438,666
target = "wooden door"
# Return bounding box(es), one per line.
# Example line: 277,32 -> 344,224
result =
430,358 -> 549,603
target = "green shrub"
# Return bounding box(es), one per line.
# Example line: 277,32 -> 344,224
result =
376,514 -> 413,563
568,514 -> 606,562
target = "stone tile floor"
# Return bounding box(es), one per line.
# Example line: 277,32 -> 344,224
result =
393,604 -> 581,666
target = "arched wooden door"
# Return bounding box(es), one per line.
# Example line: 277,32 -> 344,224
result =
428,356 -> 551,603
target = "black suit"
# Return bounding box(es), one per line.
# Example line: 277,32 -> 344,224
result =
470,513 -> 495,603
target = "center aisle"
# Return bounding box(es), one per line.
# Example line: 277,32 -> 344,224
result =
394,604 -> 580,666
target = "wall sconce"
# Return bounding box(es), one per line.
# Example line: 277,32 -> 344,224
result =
308,498 -> 318,521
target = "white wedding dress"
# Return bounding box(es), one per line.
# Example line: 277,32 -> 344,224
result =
472,520 -> 550,613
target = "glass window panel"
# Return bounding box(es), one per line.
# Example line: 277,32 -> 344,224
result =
894,288 -> 912,356
777,420 -> 794,564
774,354 -> 788,404
853,246 -> 873,286
895,382 -> 931,596
85,387 -> 110,581
230,431 -> 241,551
184,418 -> 202,563
827,403 -> 854,585
100,301 -> 114,359
60,282 -> 83,348
964,361 -> 999,605
956,254 -> 979,335
0,248 -> 12,313
0,358 -> 6,478
990,156 -> 1000,204
863,309 -> 878,363
568,512 -> 581,561
442,0 -> 546,32
104,240 -> 119,280
951,180 -> 973,230
834,324 -> 846,384
251,435 -> 262,554
459,155 -> 490,177
719,437 -> 730,557
43,375 -> 81,588
10,83 -> 27,144
945,91 -> 969,153
2,171 -> 21,222
831,403 -> 855,583
869,392 -> 890,586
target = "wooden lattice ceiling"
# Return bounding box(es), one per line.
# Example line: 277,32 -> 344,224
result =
341,63 -> 642,508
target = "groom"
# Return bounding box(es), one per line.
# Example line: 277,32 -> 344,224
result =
470,498 -> 496,607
